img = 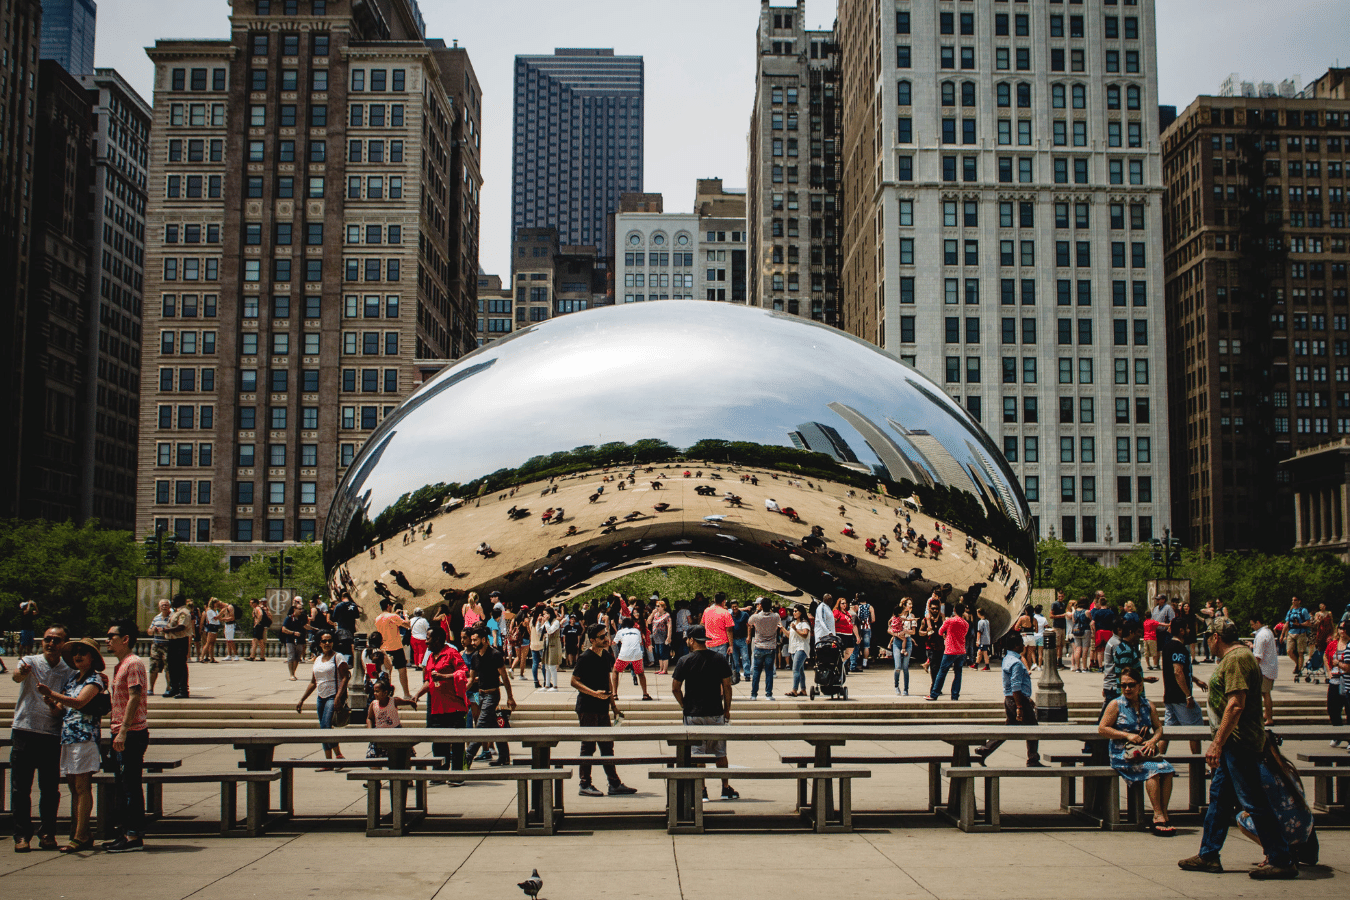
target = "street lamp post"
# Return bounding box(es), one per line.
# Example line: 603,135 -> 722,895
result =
1033,549 -> 1067,720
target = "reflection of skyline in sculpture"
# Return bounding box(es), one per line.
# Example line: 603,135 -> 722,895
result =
827,402 -> 931,486
788,421 -> 860,466
324,301 -> 1035,639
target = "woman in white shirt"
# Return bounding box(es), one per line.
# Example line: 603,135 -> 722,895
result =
539,607 -> 563,691
296,631 -> 350,766
786,605 -> 812,696
409,609 -> 431,669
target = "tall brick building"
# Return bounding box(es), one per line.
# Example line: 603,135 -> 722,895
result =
137,0 -> 480,555
1162,69 -> 1350,551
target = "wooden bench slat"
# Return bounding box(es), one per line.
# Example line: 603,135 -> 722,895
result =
947,766 -> 1116,777
779,754 -> 949,764
92,770 -> 281,783
649,767 -> 872,779
346,769 -> 570,781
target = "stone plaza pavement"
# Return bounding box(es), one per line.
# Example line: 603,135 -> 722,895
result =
1,653 -> 1345,899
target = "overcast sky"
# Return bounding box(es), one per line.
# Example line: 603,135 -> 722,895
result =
94,0 -> 1347,279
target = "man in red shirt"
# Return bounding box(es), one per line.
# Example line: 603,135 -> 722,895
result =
415,628 -> 468,775
103,620 -> 149,852
926,604 -> 970,702
700,592 -> 735,666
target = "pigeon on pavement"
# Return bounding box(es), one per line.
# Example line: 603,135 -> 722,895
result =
518,869 -> 543,900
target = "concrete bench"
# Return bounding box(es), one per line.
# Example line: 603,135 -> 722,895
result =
346,768 -> 572,836
1049,752 -> 1210,819
648,766 -> 871,834
1297,754 -> 1350,813
945,765 -> 1119,832
245,756 -> 442,817
545,755 -> 713,816
92,770 -> 281,838
780,753 -> 949,812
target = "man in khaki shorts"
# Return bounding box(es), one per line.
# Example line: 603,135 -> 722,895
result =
1282,596 -> 1312,681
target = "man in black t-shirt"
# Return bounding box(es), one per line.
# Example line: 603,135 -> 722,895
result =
561,615 -> 583,668
1159,619 -> 1208,753
464,627 -> 516,766
570,624 -> 637,796
328,593 -> 361,663
280,603 -> 307,680
671,625 -> 737,799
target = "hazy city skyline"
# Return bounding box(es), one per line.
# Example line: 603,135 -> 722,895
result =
92,0 -> 1348,280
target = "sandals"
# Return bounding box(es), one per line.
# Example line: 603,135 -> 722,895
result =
59,837 -> 94,853
1151,821 -> 1176,837
641,694 -> 655,701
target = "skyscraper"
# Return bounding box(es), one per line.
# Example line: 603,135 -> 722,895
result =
137,0 -> 480,553
746,1 -> 841,323
1161,69 -> 1350,551
40,0 -> 96,76
511,49 -> 644,255
0,0 -> 45,518
836,0 -> 1170,563
78,68 -> 152,530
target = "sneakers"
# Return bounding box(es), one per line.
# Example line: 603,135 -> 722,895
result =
103,836 -> 144,853
1178,855 -> 1223,874
895,688 -> 902,696
720,786 -> 740,800
607,783 -> 637,796
766,695 -> 777,701
1247,864 -> 1299,880
578,783 -> 604,797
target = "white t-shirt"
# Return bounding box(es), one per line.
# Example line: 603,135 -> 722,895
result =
1252,626 -> 1279,681
787,620 -> 811,654
614,627 -> 644,662
814,605 -> 836,640
410,616 -> 430,640
1034,614 -> 1047,635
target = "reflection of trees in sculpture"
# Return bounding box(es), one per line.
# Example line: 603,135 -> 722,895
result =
333,434 -> 1034,569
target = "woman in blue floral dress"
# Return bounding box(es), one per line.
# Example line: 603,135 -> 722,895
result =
1098,665 -> 1177,834
37,637 -> 107,853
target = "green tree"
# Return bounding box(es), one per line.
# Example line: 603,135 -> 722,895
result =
0,519 -> 140,636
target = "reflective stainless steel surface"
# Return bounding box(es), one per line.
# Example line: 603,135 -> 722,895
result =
325,302 -> 1034,636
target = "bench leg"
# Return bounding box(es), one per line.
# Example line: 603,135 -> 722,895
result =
366,779 -> 381,836
517,781 -> 530,836
1059,764 -> 1077,810
147,781 -> 164,820
985,777 -> 1000,831
957,778 -> 975,832
1101,777 -> 1122,830
281,767 -> 294,817
220,782 -> 237,837
95,782 -> 113,841
666,779 -> 679,834
1313,775 -> 1330,812
840,778 -> 853,833
797,763 -> 808,811
391,780 -> 407,836
1126,781 -> 1144,830
245,781 -> 266,837
927,762 -> 941,812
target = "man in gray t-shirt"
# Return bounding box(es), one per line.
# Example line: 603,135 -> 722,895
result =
747,598 -> 782,701
11,624 -> 73,849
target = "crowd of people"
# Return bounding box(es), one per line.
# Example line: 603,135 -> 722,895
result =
7,580 -> 1348,869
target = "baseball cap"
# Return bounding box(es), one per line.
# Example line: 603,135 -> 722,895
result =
686,625 -> 708,642
1216,621 -> 1241,643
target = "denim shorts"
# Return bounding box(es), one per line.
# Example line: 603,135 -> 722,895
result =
1164,701 -> 1205,727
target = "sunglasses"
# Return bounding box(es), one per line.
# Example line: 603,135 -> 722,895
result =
42,636 -> 64,643
319,638 -> 333,643
1120,681 -> 1141,689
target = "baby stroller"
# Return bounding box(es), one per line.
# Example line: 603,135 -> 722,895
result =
809,634 -> 848,701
